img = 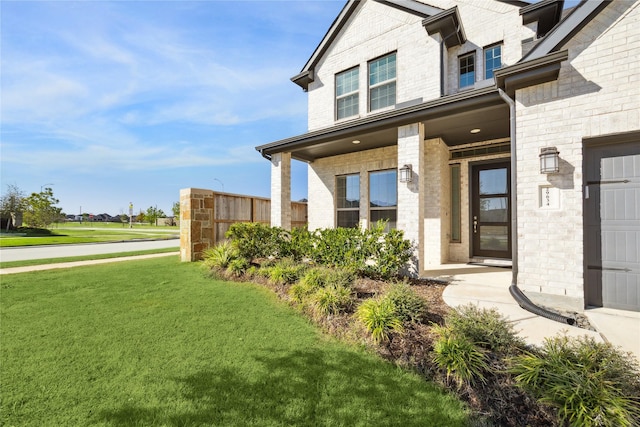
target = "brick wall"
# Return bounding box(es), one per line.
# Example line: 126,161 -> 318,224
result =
514,1 -> 640,305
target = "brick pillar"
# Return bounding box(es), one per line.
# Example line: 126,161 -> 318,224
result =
397,123 -> 425,276
180,188 -> 214,262
423,137 -> 450,268
270,152 -> 292,230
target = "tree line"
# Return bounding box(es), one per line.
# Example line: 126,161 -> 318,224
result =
0,184 -> 180,230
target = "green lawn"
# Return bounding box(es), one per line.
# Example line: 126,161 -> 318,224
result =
0,257 -> 468,426
0,227 -> 178,247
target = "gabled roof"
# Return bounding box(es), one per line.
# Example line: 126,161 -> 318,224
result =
520,0 -> 564,38
521,0 -> 610,62
292,0 -> 445,91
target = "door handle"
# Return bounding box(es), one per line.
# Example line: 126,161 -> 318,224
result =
473,216 -> 478,233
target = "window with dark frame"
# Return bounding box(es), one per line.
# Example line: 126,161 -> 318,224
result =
450,164 -> 461,242
459,53 -> 475,88
484,44 -> 502,80
369,169 -> 397,231
336,174 -> 360,228
369,53 -> 396,111
336,67 -> 359,120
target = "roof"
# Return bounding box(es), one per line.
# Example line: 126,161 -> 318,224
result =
292,0 -> 445,91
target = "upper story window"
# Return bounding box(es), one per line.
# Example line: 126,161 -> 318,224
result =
369,169 -> 397,231
369,53 -> 396,111
336,174 -> 360,228
484,44 -> 502,80
336,67 -> 359,120
459,52 -> 475,89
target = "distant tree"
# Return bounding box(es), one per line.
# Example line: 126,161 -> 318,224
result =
145,206 -> 165,226
23,187 -> 62,228
119,214 -> 129,227
136,211 -> 145,223
172,201 -> 180,220
0,184 -> 26,230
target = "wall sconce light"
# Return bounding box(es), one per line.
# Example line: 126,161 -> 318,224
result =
399,164 -> 413,183
539,146 -> 560,174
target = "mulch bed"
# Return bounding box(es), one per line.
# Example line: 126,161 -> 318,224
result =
216,269 -> 560,426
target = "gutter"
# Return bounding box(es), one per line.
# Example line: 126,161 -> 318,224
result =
497,88 -> 575,325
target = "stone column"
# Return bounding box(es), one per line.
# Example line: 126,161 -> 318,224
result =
423,137 -> 450,268
397,123 -> 425,276
180,188 -> 214,262
270,152 -> 292,230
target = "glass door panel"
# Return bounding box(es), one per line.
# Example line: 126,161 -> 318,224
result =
472,162 -> 511,258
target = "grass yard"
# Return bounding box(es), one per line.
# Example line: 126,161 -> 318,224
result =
0,227 -> 178,247
0,257 -> 468,426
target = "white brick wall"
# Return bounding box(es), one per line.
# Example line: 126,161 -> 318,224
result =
308,146 -> 397,230
271,152 -> 292,229
515,1 -> 640,303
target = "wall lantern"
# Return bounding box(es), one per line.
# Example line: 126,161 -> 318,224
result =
539,146 -> 560,174
399,164 -> 413,183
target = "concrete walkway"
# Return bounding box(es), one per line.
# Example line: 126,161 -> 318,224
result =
428,264 -> 640,361
0,252 -> 179,275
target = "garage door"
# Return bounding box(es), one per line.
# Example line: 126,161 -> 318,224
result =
585,139 -> 640,311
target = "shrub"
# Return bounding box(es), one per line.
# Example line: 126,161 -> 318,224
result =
355,297 -> 404,344
202,241 -> 238,269
444,304 -> 525,354
385,282 -> 426,324
312,284 -> 353,315
226,257 -> 250,277
226,222 -> 283,261
290,267 -> 354,305
359,223 -> 413,279
267,259 -> 307,286
509,335 -> 640,427
432,324 -> 489,388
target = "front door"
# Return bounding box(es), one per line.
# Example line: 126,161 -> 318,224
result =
472,162 -> 511,259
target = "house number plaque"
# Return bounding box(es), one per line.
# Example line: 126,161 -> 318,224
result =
539,185 -> 560,209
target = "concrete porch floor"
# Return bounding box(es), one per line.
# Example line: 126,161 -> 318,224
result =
423,263 -> 640,361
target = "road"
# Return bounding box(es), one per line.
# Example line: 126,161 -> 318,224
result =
0,239 -> 180,262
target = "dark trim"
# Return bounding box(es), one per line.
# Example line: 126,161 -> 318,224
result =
520,0 -> 564,38
374,0 -> 443,18
256,86 -> 500,156
494,50 -> 568,94
521,0 -> 609,62
422,7 -> 466,48
583,130 -> 640,147
291,70 -> 314,92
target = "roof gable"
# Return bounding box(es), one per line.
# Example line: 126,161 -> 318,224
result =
291,0 -> 444,91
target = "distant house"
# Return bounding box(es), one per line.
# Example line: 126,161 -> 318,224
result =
257,0 -> 639,312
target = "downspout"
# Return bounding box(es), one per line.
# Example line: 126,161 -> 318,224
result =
498,88 -> 575,325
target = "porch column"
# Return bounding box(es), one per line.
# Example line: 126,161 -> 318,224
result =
397,123 -> 425,276
270,152 -> 292,230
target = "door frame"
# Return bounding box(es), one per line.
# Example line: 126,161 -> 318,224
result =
470,160 -> 512,259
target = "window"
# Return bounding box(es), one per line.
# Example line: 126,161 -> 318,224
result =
369,169 -> 397,230
336,174 -> 360,228
459,53 -> 475,88
450,164 -> 461,242
484,44 -> 502,80
369,53 -> 396,111
336,67 -> 359,120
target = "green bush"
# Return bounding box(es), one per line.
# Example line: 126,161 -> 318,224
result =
432,324 -> 489,388
385,282 -> 426,324
444,304 -> 525,354
355,298 -> 404,344
289,267 -> 354,305
226,222 -> 283,261
509,335 -> 640,427
226,257 -> 250,277
202,241 -> 238,269
312,285 -> 353,315
267,259 -> 307,286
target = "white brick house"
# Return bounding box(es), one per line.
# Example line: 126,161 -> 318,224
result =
256,0 -> 640,312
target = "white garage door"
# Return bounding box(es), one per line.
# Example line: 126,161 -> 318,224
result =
585,139 -> 640,311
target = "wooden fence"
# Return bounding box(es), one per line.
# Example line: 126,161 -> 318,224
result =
180,188 -> 307,261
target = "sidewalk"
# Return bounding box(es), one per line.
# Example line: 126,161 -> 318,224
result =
427,264 -> 640,361
0,252 -> 179,275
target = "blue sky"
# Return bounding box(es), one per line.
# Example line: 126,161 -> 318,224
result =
1,0 -> 345,216
1,0 -> 580,217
